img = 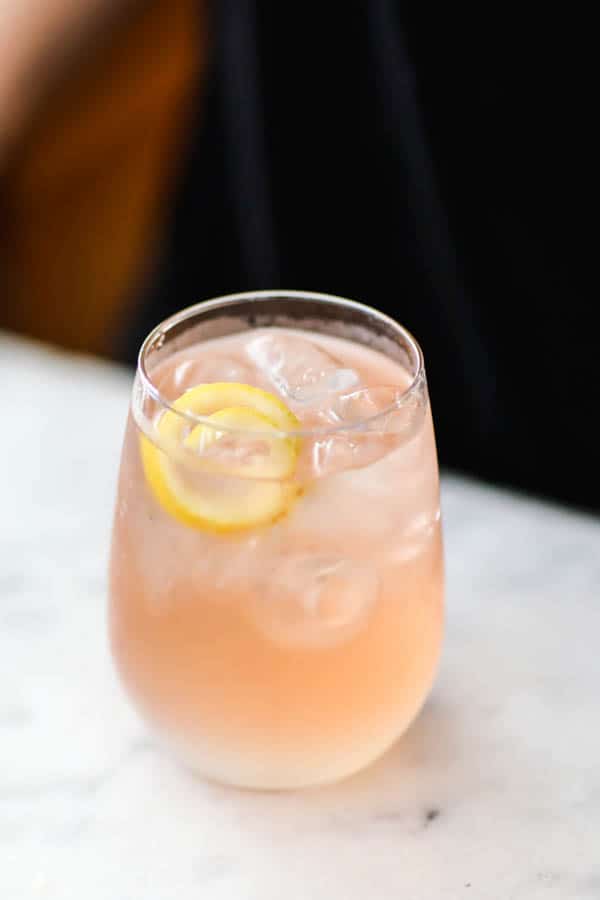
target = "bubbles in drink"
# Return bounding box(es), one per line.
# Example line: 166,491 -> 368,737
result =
251,555 -> 379,649
245,333 -> 359,406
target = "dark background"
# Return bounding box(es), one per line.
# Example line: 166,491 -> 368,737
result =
126,3 -> 595,512
1,1 -> 594,512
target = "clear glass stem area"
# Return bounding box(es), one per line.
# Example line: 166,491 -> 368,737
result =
109,291 -> 444,789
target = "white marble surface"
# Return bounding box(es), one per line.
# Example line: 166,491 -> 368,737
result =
2,332 -> 600,900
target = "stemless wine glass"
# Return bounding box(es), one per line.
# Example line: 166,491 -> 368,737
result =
109,291 -> 444,790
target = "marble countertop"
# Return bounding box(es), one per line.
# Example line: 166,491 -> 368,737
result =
2,332 -> 600,900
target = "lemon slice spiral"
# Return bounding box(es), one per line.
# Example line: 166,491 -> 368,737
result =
140,383 -> 300,532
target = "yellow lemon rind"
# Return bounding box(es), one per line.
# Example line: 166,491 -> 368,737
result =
140,383 -> 301,533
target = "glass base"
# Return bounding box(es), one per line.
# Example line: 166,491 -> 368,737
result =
154,700 -> 429,791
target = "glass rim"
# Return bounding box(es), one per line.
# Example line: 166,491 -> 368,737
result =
137,290 -> 425,438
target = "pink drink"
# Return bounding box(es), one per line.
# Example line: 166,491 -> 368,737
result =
110,294 -> 444,789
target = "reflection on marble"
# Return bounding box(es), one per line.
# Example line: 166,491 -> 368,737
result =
1,333 -> 600,899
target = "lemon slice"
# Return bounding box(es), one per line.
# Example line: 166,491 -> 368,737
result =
140,383 -> 300,532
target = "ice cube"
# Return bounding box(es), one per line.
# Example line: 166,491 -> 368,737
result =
384,508 -> 441,565
245,334 -> 359,406
212,535 -> 263,591
310,431 -> 399,477
325,385 -> 400,426
250,555 -> 379,649
155,355 -> 255,397
309,386 -> 424,476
